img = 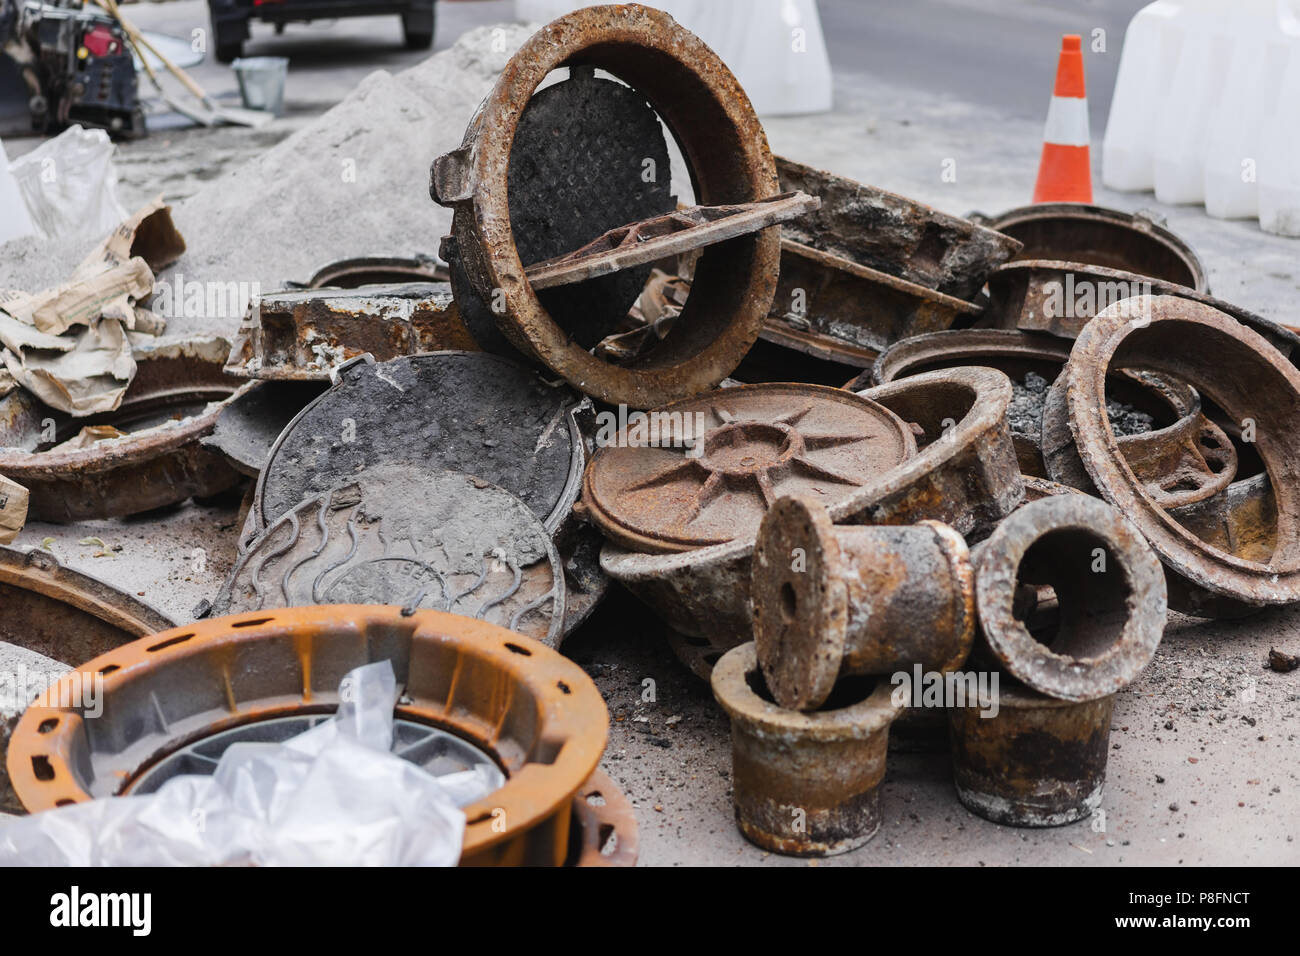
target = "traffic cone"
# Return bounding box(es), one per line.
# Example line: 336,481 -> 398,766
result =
1033,34 -> 1093,203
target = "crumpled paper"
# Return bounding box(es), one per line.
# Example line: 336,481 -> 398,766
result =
0,197 -> 184,416
0,661 -> 483,866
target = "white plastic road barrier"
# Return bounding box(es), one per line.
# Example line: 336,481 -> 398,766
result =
1102,1 -> 1187,192
513,0 -> 832,115
0,138 -> 36,245
1203,0 -> 1291,219
1258,1 -> 1300,236
1152,0 -> 1232,205
1105,0 -> 1300,236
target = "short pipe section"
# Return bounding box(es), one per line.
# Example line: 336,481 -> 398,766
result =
711,643 -> 902,856
752,495 -> 974,712
973,495 -> 1166,702
948,681 -> 1114,827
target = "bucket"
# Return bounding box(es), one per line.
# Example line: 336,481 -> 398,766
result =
231,57 -> 289,116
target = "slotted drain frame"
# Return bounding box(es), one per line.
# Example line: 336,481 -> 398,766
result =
7,606 -> 608,866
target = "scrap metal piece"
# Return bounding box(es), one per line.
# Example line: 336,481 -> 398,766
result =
1041,371 -> 1237,509
602,367 -> 1023,667
762,238 -> 984,368
986,260 -> 1300,352
0,545 -> 176,666
868,329 -> 1200,480
1168,472 -> 1276,565
214,467 -> 566,646
0,545 -> 176,814
752,496 -> 973,711
567,769 -> 639,867
581,383 -> 917,554
527,195 -> 818,290
0,337 -> 246,522
6,606 -> 607,866
712,643 -> 902,856
223,283 -> 475,381
200,380 -> 328,477
432,4 -> 787,407
973,495 -> 1166,701
253,351 -> 584,535
1065,296 -> 1300,611
777,157 -> 1023,300
302,255 -> 447,289
948,681 -> 1114,827
977,203 -> 1207,291
853,367 -> 1024,538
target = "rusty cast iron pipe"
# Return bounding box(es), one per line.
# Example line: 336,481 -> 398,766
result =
712,642 -> 901,856
752,495 -> 974,711
948,680 -> 1114,827
973,494 -> 1166,702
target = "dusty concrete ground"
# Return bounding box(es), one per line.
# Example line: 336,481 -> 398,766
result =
2,4 -> 1299,864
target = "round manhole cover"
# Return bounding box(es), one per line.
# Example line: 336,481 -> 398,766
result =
581,383 -> 917,553
216,466 -> 566,645
255,351 -> 583,534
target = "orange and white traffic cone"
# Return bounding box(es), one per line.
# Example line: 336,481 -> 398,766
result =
1033,34 -> 1092,203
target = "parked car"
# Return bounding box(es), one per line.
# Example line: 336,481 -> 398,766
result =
207,0 -> 436,63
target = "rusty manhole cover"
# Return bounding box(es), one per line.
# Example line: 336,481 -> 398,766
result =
254,351 -> 583,535
215,466 -> 565,646
446,64 -> 675,356
581,384 -> 916,553
432,5 -> 802,408
0,338 -> 247,521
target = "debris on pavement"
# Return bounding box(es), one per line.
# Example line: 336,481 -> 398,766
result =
1267,648 -> 1299,673
1,3 -> 1298,872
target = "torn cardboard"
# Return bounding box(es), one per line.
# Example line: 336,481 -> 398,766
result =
0,197 -> 183,416
0,475 -> 28,544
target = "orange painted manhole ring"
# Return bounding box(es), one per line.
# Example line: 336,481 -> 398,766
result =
7,605 -> 609,866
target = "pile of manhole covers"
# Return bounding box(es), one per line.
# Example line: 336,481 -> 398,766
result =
0,338 -> 248,521
588,373 -> 1023,674
217,350 -> 602,639
432,3 -> 820,408
5,606 -> 635,866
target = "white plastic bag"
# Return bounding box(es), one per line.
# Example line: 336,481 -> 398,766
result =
8,126 -> 128,243
0,138 -> 36,245
0,661 -> 488,866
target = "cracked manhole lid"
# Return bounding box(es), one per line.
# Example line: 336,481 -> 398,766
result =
254,351 -> 583,534
581,383 -> 917,553
216,466 -> 566,646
